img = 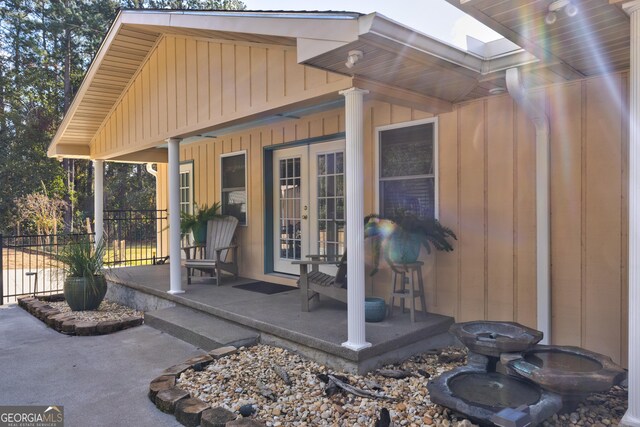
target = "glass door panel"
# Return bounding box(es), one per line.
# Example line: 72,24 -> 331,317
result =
309,141 -> 346,276
273,147 -> 308,274
272,141 -> 345,275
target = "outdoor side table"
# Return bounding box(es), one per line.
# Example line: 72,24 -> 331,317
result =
388,261 -> 427,322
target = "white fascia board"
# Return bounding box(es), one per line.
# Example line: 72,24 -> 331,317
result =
48,10 -> 127,157
120,10 -> 359,42
360,12 -> 539,76
362,12 -> 484,73
297,38 -> 351,63
483,51 -> 540,74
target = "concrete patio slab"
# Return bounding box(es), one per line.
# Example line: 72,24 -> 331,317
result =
0,305 -> 203,427
106,264 -> 455,373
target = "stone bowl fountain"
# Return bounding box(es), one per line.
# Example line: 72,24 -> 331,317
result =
430,321 -> 626,425
502,345 -> 627,396
450,321 -> 543,358
428,365 -> 563,426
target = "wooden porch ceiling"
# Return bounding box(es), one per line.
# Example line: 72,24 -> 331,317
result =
446,0 -> 630,79
52,25 -> 161,151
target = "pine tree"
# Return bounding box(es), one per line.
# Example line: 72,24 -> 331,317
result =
0,0 -> 246,233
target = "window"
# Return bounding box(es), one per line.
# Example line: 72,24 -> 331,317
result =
180,162 -> 193,215
377,120 -> 436,219
221,152 -> 247,225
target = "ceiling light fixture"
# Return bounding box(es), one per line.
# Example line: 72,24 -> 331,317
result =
545,0 -> 578,24
345,50 -> 363,69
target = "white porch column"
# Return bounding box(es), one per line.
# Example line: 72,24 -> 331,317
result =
93,160 -> 104,245
340,87 -> 371,351
167,137 -> 184,294
624,2 -> 640,425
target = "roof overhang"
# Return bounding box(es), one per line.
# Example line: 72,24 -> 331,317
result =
51,6 -> 617,160
48,9 -> 363,159
444,0 -> 630,79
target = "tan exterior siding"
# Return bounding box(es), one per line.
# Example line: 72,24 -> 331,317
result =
90,36 -> 351,159
154,72 -> 627,366
156,102 -> 434,284
434,72 -> 628,365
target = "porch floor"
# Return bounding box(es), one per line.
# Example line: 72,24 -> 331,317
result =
106,264 -> 455,373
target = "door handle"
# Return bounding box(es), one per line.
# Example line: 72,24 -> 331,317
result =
302,215 -> 308,220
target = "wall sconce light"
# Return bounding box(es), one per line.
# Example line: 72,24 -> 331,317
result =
545,0 -> 578,25
345,50 -> 363,69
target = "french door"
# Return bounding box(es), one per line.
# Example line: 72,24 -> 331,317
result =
273,140 -> 346,275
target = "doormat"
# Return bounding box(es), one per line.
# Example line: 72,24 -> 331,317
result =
233,281 -> 294,295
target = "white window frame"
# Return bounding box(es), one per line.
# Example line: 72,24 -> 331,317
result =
179,162 -> 194,215
220,150 -> 248,226
374,117 -> 439,219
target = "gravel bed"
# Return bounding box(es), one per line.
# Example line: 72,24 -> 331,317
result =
177,344 -> 627,426
541,386 -> 628,427
47,299 -> 143,323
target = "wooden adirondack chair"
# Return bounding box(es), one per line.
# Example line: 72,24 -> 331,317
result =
293,253 -> 347,311
184,216 -> 239,286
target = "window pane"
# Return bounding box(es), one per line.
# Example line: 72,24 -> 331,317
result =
327,176 -> 335,197
380,123 -> 433,178
318,176 -> 326,197
380,178 -> 435,219
327,153 -> 335,174
222,190 -> 246,224
222,154 -> 246,224
222,154 -> 245,188
336,175 -> 344,197
336,152 -> 344,173
318,155 -> 326,175
337,199 -> 344,220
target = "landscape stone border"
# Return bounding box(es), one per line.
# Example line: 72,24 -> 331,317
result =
149,346 -> 266,427
17,295 -> 143,336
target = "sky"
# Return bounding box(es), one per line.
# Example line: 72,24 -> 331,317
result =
243,0 -> 503,50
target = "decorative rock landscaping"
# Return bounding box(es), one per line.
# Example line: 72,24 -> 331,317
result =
17,295 -> 143,335
151,344 -> 628,427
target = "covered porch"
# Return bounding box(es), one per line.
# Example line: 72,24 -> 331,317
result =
105,264 -> 454,374
46,4 -> 640,423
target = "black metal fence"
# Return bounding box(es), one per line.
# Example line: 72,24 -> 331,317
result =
0,233 -> 93,304
1,209 -> 168,304
103,209 -> 167,266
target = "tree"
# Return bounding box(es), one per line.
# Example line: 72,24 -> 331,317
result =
14,185 -> 67,235
0,0 -> 246,234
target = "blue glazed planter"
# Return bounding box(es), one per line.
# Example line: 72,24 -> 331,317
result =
365,297 -> 386,322
386,233 -> 421,264
191,222 -> 208,244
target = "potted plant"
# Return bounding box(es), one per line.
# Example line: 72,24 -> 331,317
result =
59,237 -> 107,311
180,202 -> 222,244
364,211 -> 457,275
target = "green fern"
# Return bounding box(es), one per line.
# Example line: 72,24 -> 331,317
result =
365,212 -> 457,276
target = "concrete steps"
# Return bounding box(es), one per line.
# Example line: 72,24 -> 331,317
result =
145,305 -> 259,351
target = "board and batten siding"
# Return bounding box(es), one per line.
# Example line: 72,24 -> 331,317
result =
156,101 -> 435,285
89,35 -> 351,159
155,72 -> 628,366
435,72 -> 628,366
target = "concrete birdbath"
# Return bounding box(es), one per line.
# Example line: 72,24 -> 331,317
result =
427,365 -> 562,426
450,321 -> 543,358
503,345 -> 626,396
